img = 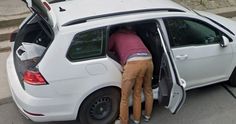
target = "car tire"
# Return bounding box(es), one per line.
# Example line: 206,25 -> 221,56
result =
78,87 -> 120,124
228,68 -> 236,87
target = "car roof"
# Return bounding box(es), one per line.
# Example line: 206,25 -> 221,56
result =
50,0 -> 190,27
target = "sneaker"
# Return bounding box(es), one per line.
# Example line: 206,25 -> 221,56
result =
130,114 -> 140,124
142,111 -> 151,122
114,119 -> 120,124
143,115 -> 151,122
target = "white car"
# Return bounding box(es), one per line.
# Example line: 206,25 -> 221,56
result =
6,0 -> 236,123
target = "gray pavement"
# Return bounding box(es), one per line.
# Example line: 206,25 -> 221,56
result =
155,84 -> 236,124
0,84 -> 236,124
0,51 -> 11,101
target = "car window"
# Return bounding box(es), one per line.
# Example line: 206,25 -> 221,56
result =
164,18 -> 222,47
67,28 -> 106,61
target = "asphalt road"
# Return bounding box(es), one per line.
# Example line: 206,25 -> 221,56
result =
1,84 -> 236,124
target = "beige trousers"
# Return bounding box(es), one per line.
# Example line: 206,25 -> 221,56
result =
119,59 -> 154,124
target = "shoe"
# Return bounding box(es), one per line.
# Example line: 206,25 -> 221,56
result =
143,115 -> 151,122
142,111 -> 151,122
130,114 -> 140,124
114,119 -> 120,124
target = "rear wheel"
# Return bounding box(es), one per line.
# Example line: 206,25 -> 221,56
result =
228,68 -> 236,87
78,87 -> 120,124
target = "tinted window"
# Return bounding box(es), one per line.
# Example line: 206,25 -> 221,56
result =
164,18 -> 222,47
67,28 -> 106,61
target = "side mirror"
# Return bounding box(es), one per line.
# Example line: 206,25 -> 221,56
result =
220,36 -> 229,47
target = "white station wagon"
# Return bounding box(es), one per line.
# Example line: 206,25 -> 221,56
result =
6,0 -> 236,124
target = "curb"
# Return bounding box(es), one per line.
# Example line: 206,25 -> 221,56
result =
0,47 -> 11,53
0,17 -> 26,29
0,12 -> 29,29
0,26 -> 18,42
0,14 -> 29,53
218,10 -> 236,18
0,32 -> 11,41
207,6 -> 236,18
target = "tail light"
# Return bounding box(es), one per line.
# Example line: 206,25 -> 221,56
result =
10,29 -> 18,42
23,70 -> 48,85
43,2 -> 51,11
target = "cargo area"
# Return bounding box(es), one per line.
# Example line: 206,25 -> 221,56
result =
13,14 -> 54,88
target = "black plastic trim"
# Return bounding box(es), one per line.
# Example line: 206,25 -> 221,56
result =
49,0 -> 66,4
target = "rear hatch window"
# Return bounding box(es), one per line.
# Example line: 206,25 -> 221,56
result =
13,13 -> 54,88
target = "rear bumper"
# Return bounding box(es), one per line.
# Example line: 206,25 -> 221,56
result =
6,53 -> 77,122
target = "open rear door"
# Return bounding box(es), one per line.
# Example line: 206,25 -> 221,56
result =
22,0 -> 56,27
157,27 -> 186,114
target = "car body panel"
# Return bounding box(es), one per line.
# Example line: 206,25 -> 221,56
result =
172,44 -> 233,89
158,13 -> 236,90
7,53 -> 79,122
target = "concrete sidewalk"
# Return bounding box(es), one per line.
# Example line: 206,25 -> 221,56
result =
0,0 -> 30,27
0,0 -> 29,17
0,0 -> 236,105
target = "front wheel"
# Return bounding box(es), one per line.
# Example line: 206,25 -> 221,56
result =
78,87 -> 120,124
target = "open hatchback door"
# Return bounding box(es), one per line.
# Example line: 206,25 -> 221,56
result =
22,0 -> 57,27
157,27 -> 186,114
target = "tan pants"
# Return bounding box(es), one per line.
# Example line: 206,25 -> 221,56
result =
119,59 -> 154,124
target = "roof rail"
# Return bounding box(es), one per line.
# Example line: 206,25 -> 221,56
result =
62,8 -> 185,27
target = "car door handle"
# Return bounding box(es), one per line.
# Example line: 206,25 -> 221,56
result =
175,55 -> 188,60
